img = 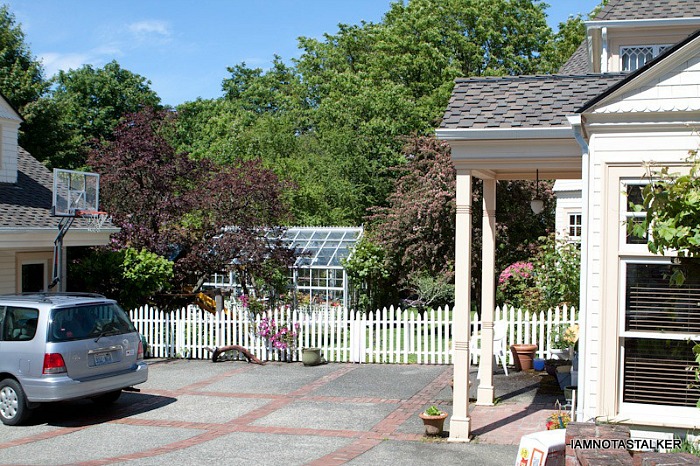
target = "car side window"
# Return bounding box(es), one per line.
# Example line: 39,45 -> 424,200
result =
3,307 -> 40,341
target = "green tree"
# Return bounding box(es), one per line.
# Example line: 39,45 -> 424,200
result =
0,5 -> 46,110
69,247 -> 173,311
173,0 -> 558,226
540,14 -> 586,72
26,60 -> 161,168
342,236 -> 396,312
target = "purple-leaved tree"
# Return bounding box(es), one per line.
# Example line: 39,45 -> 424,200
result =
88,107 -> 294,295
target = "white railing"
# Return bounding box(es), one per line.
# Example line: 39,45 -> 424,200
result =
129,304 -> 577,364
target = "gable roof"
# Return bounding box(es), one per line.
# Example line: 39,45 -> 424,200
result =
0,148 -> 115,231
439,74 -> 625,130
594,0 -> 700,21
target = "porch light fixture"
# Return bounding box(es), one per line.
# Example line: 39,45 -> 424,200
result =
530,169 -> 544,214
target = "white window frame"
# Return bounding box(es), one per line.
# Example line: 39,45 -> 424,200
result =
616,172 -> 699,424
620,44 -> 673,72
567,213 -> 582,240
617,257 -> 700,423
619,178 -> 651,255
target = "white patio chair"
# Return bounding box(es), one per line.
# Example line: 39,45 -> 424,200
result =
471,320 -> 509,379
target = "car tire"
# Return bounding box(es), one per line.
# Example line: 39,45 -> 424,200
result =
0,379 -> 30,426
90,389 -> 122,405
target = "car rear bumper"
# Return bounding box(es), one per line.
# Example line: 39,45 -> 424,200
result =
21,361 -> 148,402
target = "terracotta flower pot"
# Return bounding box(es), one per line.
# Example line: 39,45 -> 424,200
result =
510,344 -> 538,371
419,410 -> 449,436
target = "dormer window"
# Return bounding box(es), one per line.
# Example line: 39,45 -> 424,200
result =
620,45 -> 672,72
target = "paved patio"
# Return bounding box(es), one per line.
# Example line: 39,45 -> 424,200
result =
0,359 -> 566,465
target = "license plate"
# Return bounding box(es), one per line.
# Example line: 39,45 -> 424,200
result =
94,352 -> 113,366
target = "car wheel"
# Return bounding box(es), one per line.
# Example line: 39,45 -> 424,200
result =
0,379 -> 29,426
91,389 -> 122,405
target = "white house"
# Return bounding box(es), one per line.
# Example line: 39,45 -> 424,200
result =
437,0 -> 700,442
0,93 -> 116,293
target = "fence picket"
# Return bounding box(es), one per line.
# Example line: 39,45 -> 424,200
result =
130,304 -> 577,364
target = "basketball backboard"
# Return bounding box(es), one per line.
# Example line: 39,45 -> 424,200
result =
52,169 -> 100,217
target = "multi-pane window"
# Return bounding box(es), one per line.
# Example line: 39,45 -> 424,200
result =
621,45 -> 672,72
568,214 -> 582,239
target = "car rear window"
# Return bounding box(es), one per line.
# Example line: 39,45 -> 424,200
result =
49,303 -> 136,342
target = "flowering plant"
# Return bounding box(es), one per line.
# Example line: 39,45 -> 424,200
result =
546,402 -> 571,430
257,317 -> 300,351
550,324 -> 579,350
496,261 -> 535,310
563,324 -> 579,348
546,411 -> 571,430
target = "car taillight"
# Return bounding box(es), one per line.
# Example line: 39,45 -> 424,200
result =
43,353 -> 67,374
137,339 -> 144,360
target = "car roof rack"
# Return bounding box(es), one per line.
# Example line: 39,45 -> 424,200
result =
1,292 -> 107,302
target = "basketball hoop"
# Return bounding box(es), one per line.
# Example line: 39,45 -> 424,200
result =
76,210 -> 110,232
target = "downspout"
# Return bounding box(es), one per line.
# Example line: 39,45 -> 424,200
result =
567,114 -> 589,423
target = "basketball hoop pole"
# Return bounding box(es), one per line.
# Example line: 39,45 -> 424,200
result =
50,216 -> 75,290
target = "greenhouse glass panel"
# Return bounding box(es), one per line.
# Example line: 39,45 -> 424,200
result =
204,226 -> 362,309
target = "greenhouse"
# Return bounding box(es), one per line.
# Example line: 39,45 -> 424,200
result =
203,226 -> 363,309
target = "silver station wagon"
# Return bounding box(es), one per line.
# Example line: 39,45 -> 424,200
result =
0,293 -> 148,425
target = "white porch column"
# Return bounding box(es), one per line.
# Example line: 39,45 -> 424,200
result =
477,177 -> 496,405
449,171 -> 473,442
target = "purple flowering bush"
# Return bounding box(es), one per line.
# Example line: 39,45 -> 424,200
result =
496,234 -> 580,312
257,317 -> 300,351
496,261 -> 535,309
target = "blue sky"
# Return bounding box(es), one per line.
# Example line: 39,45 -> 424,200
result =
5,1 -> 601,107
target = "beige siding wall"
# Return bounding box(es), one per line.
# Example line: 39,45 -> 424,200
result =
0,120 -> 19,184
606,26 -> 698,73
0,250 -> 16,294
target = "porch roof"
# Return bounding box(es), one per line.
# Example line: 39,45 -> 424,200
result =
437,74 -> 625,179
439,74 -> 625,131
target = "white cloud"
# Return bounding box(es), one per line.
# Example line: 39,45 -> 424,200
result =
128,20 -> 172,41
39,44 -> 125,77
40,52 -> 92,76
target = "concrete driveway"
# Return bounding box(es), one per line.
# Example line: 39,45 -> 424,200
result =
0,359 -> 564,465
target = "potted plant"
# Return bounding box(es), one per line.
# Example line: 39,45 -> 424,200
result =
257,317 -> 300,361
419,405 -> 449,436
510,343 -> 538,371
545,401 -> 571,430
302,347 -> 324,366
549,324 -> 578,361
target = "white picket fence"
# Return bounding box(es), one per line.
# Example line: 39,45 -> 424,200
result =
129,304 -> 577,365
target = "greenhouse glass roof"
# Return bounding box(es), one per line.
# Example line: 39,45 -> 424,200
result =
281,227 -> 363,268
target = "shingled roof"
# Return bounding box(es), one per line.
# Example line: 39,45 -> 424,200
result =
439,74 -> 625,130
0,148 -> 108,230
594,0 -> 700,21
559,41 -> 590,75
